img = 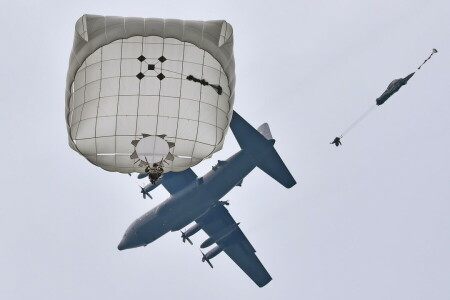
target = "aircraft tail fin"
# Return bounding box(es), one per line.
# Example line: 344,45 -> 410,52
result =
230,111 -> 297,189
257,123 -> 273,140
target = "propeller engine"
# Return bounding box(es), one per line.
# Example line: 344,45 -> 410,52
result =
180,223 -> 202,244
180,231 -> 193,245
200,250 -> 214,268
200,246 -> 224,269
139,184 -> 152,199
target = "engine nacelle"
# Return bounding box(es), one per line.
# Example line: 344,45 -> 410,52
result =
200,222 -> 240,248
185,223 -> 202,238
204,245 -> 224,261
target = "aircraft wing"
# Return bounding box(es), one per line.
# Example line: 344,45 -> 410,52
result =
160,168 -> 197,195
196,204 -> 272,287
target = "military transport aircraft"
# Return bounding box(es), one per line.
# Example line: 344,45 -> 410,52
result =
118,111 -> 296,287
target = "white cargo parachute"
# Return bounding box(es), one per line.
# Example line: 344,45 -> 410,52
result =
65,15 -> 235,173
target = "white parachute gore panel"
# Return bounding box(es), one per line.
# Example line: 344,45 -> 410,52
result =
66,16 -> 236,174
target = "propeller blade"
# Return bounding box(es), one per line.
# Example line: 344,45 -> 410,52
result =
200,250 -> 213,268
206,259 -> 213,269
138,184 -> 152,199
180,231 -> 193,245
200,250 -> 205,261
140,186 -> 146,199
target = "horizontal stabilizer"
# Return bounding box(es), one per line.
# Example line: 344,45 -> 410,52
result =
231,111 -> 296,189
230,111 -> 271,151
257,148 -> 296,188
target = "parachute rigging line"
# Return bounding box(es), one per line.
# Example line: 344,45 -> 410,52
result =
336,49 -> 438,140
339,104 -> 377,138
417,49 -> 438,70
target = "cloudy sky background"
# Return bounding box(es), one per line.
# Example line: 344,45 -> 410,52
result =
1,0 -> 449,299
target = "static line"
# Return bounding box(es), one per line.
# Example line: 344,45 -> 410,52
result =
340,104 -> 377,137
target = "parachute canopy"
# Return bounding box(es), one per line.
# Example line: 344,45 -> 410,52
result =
65,15 -> 236,173
376,72 -> 415,106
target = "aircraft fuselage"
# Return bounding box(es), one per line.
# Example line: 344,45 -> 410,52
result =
118,142 -> 274,251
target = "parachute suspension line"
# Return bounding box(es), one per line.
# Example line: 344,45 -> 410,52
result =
339,104 -> 377,138
417,49 -> 438,70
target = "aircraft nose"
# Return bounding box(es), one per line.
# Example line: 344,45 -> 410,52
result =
117,237 -> 128,251
117,241 -> 125,251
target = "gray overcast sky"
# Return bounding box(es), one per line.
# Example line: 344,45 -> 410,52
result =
1,0 -> 449,299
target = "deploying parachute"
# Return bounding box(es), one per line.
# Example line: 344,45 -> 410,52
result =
332,49 -> 437,144
375,72 -> 415,106
65,15 -> 235,173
